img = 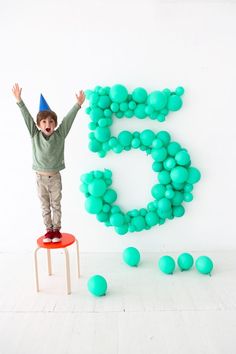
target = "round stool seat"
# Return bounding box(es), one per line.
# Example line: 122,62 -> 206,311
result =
37,233 -> 76,249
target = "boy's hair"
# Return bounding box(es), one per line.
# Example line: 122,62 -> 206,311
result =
36,110 -> 58,127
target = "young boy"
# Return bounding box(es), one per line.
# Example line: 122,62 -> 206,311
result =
12,83 -> 85,243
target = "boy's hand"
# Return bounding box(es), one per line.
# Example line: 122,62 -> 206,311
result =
75,90 -> 85,107
12,83 -> 22,103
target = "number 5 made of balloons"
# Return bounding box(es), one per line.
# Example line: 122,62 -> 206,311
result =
80,84 -> 201,235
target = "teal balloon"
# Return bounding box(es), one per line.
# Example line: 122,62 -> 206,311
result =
118,131 -> 132,147
157,198 -> 172,212
177,253 -> 194,271
156,131 -> 171,145
165,189 -> 175,199
175,86 -> 185,96
163,157 -> 176,170
96,212 -> 109,222
173,205 -> 185,217
123,247 -> 140,266
132,87 -> 148,103
168,94 -> 183,111
131,138 -> 141,148
88,179 -> 107,197
89,139 -> 102,153
132,216 -> 146,231
175,150 -> 190,166
85,196 -> 103,214
148,91 -> 167,110
109,84 -> 128,103
195,256 -> 213,275
90,107 -> 103,122
110,102 -> 119,112
97,95 -> 111,109
140,130 -> 155,146
103,189 -> 117,203
187,167 -> 201,184
158,170 -> 171,184
115,224 -> 128,235
110,213 -> 125,227
170,166 -> 189,183
145,211 -> 159,226
94,127 -> 111,143
151,184 -> 166,199
151,147 -> 168,162
167,142 -> 181,156
134,104 -> 147,119
158,256 -> 175,274
184,192 -> 193,202
87,275 -> 107,296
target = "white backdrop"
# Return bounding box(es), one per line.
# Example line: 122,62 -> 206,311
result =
0,0 -> 235,252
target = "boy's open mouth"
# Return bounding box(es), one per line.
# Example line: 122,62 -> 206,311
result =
46,128 -> 51,133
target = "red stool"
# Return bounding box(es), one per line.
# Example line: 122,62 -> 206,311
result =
34,233 -> 80,295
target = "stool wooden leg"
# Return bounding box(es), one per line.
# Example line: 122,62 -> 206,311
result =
47,249 -> 52,275
34,247 -> 40,292
75,238 -> 80,278
64,248 -> 71,295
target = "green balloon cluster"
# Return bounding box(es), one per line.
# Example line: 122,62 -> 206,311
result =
80,131 -> 201,234
123,247 -> 140,267
87,275 -> 107,296
85,84 -> 184,157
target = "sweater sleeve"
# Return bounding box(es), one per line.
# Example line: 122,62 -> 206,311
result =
17,100 -> 38,137
57,104 -> 81,138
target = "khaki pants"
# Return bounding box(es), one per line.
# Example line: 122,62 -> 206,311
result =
36,172 -> 62,230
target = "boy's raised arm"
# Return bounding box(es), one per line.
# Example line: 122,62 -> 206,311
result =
12,83 -> 38,137
58,90 -> 85,138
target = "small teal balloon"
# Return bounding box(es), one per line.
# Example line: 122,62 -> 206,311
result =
195,256 -> 214,275
123,247 -> 141,267
87,275 -> 107,296
177,253 -> 194,271
158,256 -> 175,274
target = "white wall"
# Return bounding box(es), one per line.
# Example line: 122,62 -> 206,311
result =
1,0 -> 236,252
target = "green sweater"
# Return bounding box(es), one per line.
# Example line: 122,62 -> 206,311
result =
17,100 -> 80,172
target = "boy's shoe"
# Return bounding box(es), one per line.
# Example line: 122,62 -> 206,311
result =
52,229 -> 62,243
43,230 -> 54,243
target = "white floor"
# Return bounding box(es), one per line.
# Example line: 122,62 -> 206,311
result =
0,250 -> 236,354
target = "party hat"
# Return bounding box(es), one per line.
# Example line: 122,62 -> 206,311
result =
39,94 -> 51,111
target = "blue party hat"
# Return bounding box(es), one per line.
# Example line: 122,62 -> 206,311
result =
39,94 -> 51,111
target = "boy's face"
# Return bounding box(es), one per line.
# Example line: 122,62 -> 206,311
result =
39,116 -> 56,136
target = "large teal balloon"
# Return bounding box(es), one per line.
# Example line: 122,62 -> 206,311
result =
134,104 -> 147,119
167,142 -> 181,156
87,275 -> 107,296
109,84 -> 128,103
177,253 -> 194,271
145,211 -> 159,226
88,179 -> 107,197
151,147 -> 168,162
158,256 -> 175,274
132,87 -> 148,103
85,196 -> 103,214
123,247 -> 141,266
132,215 -> 146,231
148,91 -> 167,110
94,127 -> 111,143
151,184 -> 166,199
118,131 -> 133,147
110,213 -> 125,227
140,130 -> 155,146
170,166 -> 188,183
195,256 -> 213,275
